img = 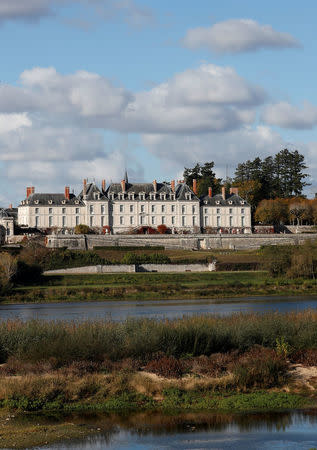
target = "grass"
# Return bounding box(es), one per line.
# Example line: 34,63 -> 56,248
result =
4,270 -> 317,303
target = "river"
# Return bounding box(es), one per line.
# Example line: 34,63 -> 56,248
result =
1,295 -> 317,321
23,409 -> 317,449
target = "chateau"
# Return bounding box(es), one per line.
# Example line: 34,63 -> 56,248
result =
17,174 -> 252,234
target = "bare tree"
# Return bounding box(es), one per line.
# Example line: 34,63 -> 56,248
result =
0,253 -> 17,283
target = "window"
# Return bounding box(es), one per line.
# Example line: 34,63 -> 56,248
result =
170,194 -> 175,200
192,216 -> 196,226
90,216 -> 94,227
76,207 -> 80,214
76,216 -> 79,226
217,216 -> 220,227
119,205 -> 124,213
35,216 -> 39,227
151,205 -> 155,213
130,216 -> 134,225
161,205 -> 165,213
49,216 -> 53,227
229,216 -> 233,227
171,205 -> 175,213
182,205 -> 186,214
217,208 -> 220,214
101,205 -> 105,214
62,207 -> 66,214
151,216 -> 156,225
229,208 -> 233,214
241,208 -> 245,214
141,204 -> 145,213
140,216 -> 144,225
139,193 -> 145,200
171,216 -> 175,225
241,216 -> 245,227
204,216 -> 208,226
35,207 -> 39,214
162,216 -> 166,224
101,216 -> 105,227
49,207 -> 52,214
192,206 -> 196,214
204,208 -> 208,214
182,216 -> 186,226
62,216 -> 66,227
130,205 -> 134,213
6,228 -> 10,236
120,216 -> 124,225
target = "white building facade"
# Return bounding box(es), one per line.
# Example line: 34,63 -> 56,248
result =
17,177 -> 251,234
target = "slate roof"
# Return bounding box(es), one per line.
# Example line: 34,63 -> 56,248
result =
201,193 -> 250,207
107,181 -> 199,201
21,193 -> 83,206
78,183 -> 108,202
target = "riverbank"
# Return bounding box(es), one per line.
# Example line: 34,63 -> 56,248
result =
3,271 -> 317,303
1,313 -> 317,448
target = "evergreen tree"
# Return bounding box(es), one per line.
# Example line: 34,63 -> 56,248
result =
183,162 -> 221,196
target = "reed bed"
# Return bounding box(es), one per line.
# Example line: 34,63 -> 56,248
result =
0,311 -> 317,364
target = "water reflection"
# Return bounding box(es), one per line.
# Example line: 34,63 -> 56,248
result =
18,409 -> 317,449
1,296 -> 317,322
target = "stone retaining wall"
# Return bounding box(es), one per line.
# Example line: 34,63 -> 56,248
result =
46,233 -> 317,251
44,262 -> 216,275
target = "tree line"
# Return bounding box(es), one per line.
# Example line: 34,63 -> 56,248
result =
183,149 -> 311,224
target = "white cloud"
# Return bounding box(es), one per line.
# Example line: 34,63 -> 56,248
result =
142,126 -> 285,173
0,113 -> 32,134
182,19 -> 300,54
261,101 -> 317,129
0,65 -> 264,134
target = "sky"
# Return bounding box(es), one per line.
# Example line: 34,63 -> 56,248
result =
1,0 -> 317,205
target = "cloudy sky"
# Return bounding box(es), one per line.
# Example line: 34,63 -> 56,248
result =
1,0 -> 317,204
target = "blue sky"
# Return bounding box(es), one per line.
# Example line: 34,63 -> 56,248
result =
1,0 -> 317,204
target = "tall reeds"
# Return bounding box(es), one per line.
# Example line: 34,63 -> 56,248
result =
0,311 -> 317,364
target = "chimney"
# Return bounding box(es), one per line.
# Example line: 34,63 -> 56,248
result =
121,179 -> 126,193
222,186 -> 226,200
193,179 -> 197,195
83,179 -> 87,197
101,179 -> 106,192
26,187 -> 31,198
153,180 -> 157,192
65,186 -> 70,200
208,187 -> 212,198
9,203 -> 12,209
31,187 -> 35,194
171,180 -> 175,193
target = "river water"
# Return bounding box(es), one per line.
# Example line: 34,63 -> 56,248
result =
26,410 -> 317,449
1,295 -> 317,321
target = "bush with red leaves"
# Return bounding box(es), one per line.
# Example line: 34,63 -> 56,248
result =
144,356 -> 184,378
290,349 -> 317,366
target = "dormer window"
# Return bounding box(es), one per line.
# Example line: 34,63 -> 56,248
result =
128,193 -> 135,200
139,193 -> 145,201
216,200 -> 220,205
160,193 -> 166,200
228,201 -> 233,205
110,194 -> 114,200
48,200 -> 53,205
75,200 -> 79,205
62,200 -> 66,205
34,200 -> 39,205
170,194 -> 175,200
241,201 -> 245,205
94,193 -> 100,200
185,193 -> 192,200
150,193 -> 156,200
118,193 -> 125,200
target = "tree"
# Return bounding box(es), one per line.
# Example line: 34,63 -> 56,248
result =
234,180 -> 262,210
0,253 -> 17,284
289,199 -> 308,225
254,199 -> 289,225
183,162 -> 221,196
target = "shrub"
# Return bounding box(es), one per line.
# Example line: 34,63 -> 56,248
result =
231,347 -> 289,389
157,224 -> 170,234
191,352 -> 238,377
290,349 -> 317,366
74,224 -> 93,235
121,252 -> 171,265
144,356 -> 184,378
12,261 -> 43,285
